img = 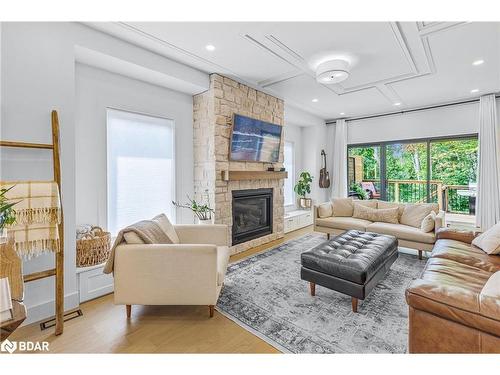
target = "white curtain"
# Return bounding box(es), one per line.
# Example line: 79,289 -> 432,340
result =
331,119 -> 348,198
476,94 -> 500,230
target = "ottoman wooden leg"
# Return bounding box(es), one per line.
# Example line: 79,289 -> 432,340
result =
351,297 -> 358,313
126,305 -> 131,318
309,282 -> 316,296
327,233 -> 330,240
418,250 -> 423,260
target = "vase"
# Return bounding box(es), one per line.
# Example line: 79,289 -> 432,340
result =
197,218 -> 213,225
0,228 -> 7,245
299,198 -> 312,209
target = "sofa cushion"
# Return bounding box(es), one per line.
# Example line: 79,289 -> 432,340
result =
367,222 -> 436,244
316,216 -> 372,231
400,203 -> 438,228
353,203 -> 399,224
331,197 -> 354,217
432,239 -> 500,273
406,257 -> 500,337
377,200 -> 405,219
472,222 -> 500,255
317,202 -> 333,218
420,211 -> 436,233
153,213 -> 180,244
355,199 -> 378,209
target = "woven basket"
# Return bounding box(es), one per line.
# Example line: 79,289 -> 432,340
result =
76,226 -> 111,267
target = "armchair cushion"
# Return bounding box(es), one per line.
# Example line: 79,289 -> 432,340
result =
153,213 -> 179,244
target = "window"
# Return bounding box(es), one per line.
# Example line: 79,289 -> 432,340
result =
347,135 -> 478,218
107,109 -> 175,234
284,141 -> 295,206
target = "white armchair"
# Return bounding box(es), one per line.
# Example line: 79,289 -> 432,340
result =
113,224 -> 230,318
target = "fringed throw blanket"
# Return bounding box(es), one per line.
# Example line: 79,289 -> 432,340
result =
103,219 -> 170,274
1,181 -> 62,259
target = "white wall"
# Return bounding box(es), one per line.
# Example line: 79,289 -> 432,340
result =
283,124 -> 302,211
75,64 -> 194,228
301,124 -> 330,205
347,101 -> 479,145
1,22 -> 206,324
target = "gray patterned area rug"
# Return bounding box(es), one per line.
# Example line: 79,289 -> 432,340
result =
216,233 -> 426,353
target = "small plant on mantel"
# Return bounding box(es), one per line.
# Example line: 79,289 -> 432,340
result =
172,190 -> 215,224
294,171 -> 313,209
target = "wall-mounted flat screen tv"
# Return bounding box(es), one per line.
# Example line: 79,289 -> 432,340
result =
229,114 -> 282,163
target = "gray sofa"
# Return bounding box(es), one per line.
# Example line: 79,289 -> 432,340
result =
313,198 -> 445,259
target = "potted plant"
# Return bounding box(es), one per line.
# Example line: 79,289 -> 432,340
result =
172,190 -> 215,224
294,171 -> 313,209
0,186 -> 19,244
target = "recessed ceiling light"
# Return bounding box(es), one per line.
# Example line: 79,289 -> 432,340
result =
470,89 -> 480,94
472,59 -> 484,66
205,44 -> 216,51
312,98 -> 319,103
394,102 -> 402,106
340,112 -> 345,116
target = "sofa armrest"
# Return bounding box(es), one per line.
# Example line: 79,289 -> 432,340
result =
113,243 -> 220,305
434,210 -> 445,231
174,224 -> 229,246
435,227 -> 477,244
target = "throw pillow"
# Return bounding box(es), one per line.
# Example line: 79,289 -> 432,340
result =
152,213 -> 180,244
420,211 -> 436,233
331,197 -> 354,217
352,203 -> 399,224
354,199 -> 378,209
472,222 -> 500,255
400,204 -> 435,228
123,232 -> 145,244
317,202 -> 333,218
377,200 -> 405,219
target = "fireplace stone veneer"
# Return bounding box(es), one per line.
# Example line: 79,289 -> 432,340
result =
193,74 -> 285,255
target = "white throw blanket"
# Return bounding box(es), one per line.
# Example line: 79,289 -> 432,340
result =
1,181 -> 62,259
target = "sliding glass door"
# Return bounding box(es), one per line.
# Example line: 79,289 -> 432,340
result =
385,142 -> 428,204
347,135 -> 478,218
348,145 -> 381,200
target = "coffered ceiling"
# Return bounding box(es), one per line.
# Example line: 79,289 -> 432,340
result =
86,21 -> 500,121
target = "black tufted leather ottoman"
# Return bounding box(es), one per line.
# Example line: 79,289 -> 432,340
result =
301,230 -> 398,312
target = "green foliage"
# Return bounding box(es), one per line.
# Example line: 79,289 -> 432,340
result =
348,138 -> 478,213
349,183 -> 368,200
294,171 -> 313,198
172,189 -> 214,221
0,186 -> 19,230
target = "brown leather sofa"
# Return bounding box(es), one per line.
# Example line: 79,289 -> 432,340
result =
405,228 -> 500,353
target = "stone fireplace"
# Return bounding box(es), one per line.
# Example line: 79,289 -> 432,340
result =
193,74 -> 285,254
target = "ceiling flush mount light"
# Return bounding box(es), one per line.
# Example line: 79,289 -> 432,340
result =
471,89 -> 480,94
205,44 -> 216,51
472,59 -> 484,66
316,59 -> 350,84
312,98 -> 319,103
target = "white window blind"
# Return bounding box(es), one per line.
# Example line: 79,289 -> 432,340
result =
107,109 -> 175,234
284,141 -> 295,206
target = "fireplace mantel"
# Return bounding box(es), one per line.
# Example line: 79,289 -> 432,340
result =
221,170 -> 288,181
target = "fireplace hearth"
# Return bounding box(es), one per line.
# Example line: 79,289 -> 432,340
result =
232,188 -> 273,245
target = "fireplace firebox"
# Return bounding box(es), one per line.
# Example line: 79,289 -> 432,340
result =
232,188 -> 273,245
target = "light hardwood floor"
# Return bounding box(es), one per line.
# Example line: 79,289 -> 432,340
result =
10,226 -> 314,353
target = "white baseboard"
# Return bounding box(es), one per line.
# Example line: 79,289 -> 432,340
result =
22,291 -> 79,326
